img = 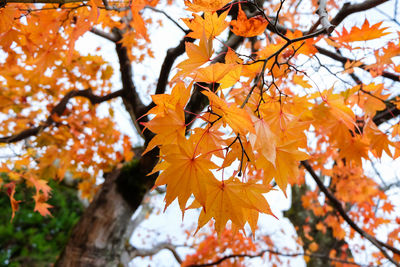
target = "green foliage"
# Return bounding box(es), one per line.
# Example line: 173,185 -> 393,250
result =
0,177 -> 83,267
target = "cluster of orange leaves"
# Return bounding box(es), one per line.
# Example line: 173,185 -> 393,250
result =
142,2 -> 400,240
0,1 -> 400,262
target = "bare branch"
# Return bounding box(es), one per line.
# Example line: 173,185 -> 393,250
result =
144,6 -> 186,33
0,88 -> 123,144
114,32 -> 149,140
315,46 -> 400,82
90,27 -> 118,42
263,0 -> 389,38
315,0 -> 334,33
128,243 -> 183,264
187,248 -> 376,267
155,36 -> 194,95
331,0 -> 390,27
301,160 -> 400,266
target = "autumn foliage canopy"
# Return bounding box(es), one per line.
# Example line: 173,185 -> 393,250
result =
1,0 -> 400,266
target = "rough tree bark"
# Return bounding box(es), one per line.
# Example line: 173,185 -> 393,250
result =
55,149 -> 158,267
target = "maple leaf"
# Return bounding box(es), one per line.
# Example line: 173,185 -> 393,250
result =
293,74 -> 312,89
131,2 -> 149,40
202,90 -> 254,135
4,182 -> 21,221
195,177 -> 273,234
256,141 -> 308,192
185,0 -> 232,12
0,8 -> 18,34
338,136 -> 369,166
249,117 -> 277,165
33,193 -> 53,217
183,11 -> 229,39
334,19 -> 390,43
153,137 -> 218,212
230,4 -> 268,37
142,107 -> 186,154
66,0 -> 99,62
195,62 -> 235,84
355,83 -> 389,117
364,121 -> 393,158
381,202 -> 394,214
175,33 -> 213,77
146,82 -> 191,116
191,127 -> 226,158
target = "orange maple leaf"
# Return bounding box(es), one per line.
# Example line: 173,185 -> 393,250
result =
195,177 -> 273,234
195,63 -> 235,84
334,19 -> 390,43
142,107 -> 186,154
230,4 -> 268,37
153,137 -> 218,212
175,33 -> 213,77
202,90 -> 254,135
185,0 -> 232,12
33,193 -> 53,217
183,11 -> 229,39
257,141 -> 308,193
249,117 -> 277,165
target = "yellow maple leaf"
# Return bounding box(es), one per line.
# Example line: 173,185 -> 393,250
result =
195,62 -> 235,84
202,90 -> 254,135
183,11 -> 229,39
153,137 -> 218,212
293,74 -> 312,89
249,117 -> 277,165
175,33 -> 213,77
195,177 -> 273,234
142,108 -> 186,154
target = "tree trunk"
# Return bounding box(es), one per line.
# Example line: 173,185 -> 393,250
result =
56,149 -> 157,267
284,185 -> 353,266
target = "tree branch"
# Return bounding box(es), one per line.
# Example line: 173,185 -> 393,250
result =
155,36 -> 194,95
301,160 -> 400,266
0,88 -> 123,143
90,27 -> 118,42
316,46 -> 400,82
315,0 -> 334,34
144,6 -> 186,33
187,248 -> 376,267
330,0 -> 390,27
114,31 -> 149,140
128,243 -> 183,264
263,0 -> 389,38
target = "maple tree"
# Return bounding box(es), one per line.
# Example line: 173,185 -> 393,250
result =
0,0 -> 400,266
